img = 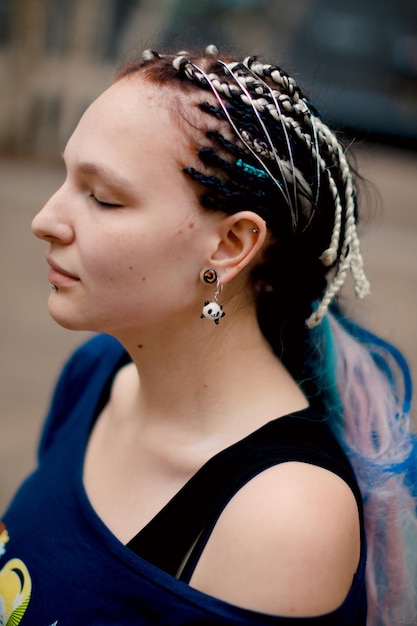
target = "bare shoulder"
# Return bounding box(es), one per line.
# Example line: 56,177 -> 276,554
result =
189,461 -> 361,618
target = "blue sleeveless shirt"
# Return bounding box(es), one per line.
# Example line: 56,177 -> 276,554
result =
0,334 -> 367,625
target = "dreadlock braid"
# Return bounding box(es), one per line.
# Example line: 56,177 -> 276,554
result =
175,52 -> 368,317
127,46 -> 370,340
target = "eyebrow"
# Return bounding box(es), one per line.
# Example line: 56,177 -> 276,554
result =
62,155 -> 134,192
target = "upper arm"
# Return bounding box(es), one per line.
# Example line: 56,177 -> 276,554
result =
189,462 -> 361,617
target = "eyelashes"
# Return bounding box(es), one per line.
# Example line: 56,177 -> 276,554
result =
90,194 -> 123,209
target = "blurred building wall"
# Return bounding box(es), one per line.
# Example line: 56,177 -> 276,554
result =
0,0 -> 158,157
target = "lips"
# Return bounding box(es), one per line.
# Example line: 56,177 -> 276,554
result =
46,256 -> 80,287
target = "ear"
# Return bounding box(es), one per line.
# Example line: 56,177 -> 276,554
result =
208,211 -> 267,284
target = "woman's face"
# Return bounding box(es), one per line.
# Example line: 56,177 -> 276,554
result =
32,77 -> 220,335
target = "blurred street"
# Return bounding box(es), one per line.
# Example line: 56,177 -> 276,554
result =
0,143 -> 416,512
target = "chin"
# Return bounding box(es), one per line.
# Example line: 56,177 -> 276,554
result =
49,315 -> 92,332
48,303 -> 95,332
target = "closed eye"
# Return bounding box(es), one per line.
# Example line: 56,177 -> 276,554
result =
90,194 -> 123,209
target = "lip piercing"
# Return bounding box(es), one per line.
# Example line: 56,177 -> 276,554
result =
51,285 -> 58,292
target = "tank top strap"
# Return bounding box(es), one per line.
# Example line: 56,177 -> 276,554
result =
126,407 -> 361,579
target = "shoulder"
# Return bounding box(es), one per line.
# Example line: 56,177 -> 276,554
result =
190,461 -> 361,617
38,334 -> 127,459
48,333 -> 125,404
49,334 -> 125,383
68,333 -> 125,365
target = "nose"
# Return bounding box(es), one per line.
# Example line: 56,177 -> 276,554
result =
32,184 -> 75,244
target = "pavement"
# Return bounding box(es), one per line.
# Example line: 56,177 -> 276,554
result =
0,143 -> 416,512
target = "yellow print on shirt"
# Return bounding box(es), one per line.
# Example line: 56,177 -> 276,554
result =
0,523 -> 32,626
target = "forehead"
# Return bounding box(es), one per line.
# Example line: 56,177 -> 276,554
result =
65,77 -> 195,168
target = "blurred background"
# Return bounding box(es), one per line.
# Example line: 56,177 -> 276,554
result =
0,0 -> 416,511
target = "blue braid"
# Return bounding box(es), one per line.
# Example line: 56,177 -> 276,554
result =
338,314 -> 413,416
326,308 -> 417,501
235,159 -> 270,180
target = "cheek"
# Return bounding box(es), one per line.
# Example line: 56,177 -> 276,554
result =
81,228 -> 193,289
81,246 -> 124,283
77,202 -> 210,292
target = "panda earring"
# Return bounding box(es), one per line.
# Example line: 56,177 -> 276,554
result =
200,269 -> 225,325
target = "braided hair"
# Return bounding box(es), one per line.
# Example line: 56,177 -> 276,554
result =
116,46 -> 417,625
118,46 -> 369,386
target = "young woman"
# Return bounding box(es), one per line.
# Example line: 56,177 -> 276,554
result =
1,45 -> 416,626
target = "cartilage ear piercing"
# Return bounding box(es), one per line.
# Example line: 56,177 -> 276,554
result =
200,269 -> 225,325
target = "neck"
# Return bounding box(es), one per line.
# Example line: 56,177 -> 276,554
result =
110,305 -> 308,443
